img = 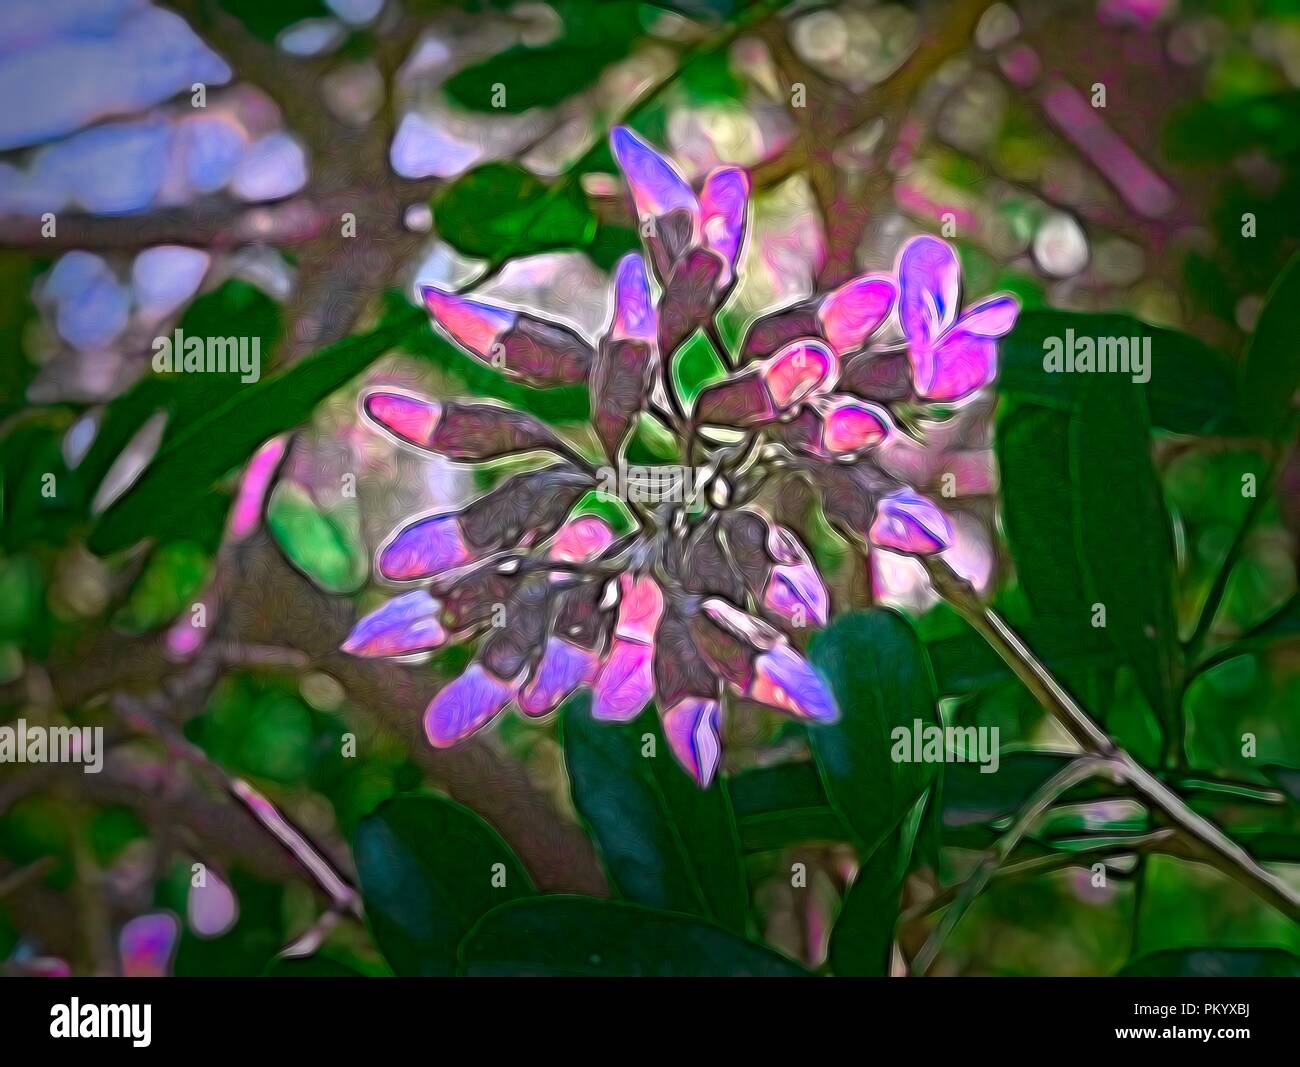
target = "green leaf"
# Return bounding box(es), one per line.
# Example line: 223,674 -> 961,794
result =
114,540 -> 212,633
560,696 -> 747,933
266,482 -> 367,594
218,0 -> 328,41
354,794 -> 534,976
443,1 -> 645,113
1239,251 -> 1300,438
999,310 -> 1241,435
827,791 -> 928,977
458,896 -> 809,976
88,303 -> 424,555
1072,376 -> 1180,751
1119,947 -> 1300,977
434,163 -> 595,259
262,955 -> 373,977
727,762 -> 847,852
807,610 -> 941,856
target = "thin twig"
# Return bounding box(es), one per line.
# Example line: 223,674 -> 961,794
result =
925,557 -> 1300,926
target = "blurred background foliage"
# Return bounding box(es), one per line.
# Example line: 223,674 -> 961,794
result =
0,0 -> 1298,976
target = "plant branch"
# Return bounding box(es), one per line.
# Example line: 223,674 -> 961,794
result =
925,556 -> 1300,926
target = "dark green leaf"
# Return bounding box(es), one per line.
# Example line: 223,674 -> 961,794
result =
434,164 -> 595,259
354,794 -> 534,976
88,303 -> 424,554
807,610 -> 940,855
218,0 -> 328,42
560,696 -> 747,933
1072,376 -> 1180,750
1120,947 -> 1300,977
1239,251 -> 1300,438
827,792 -> 928,977
727,762 -> 847,852
999,310 -> 1241,435
458,896 -> 809,976
262,955 -> 372,977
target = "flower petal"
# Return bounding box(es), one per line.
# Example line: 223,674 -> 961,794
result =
609,126 -> 698,223
699,165 -> 749,279
342,589 -> 448,656
362,390 -> 441,448
378,515 -> 471,582
547,516 -> 616,564
591,637 -> 654,722
954,294 -> 1019,338
765,564 -> 829,629
365,391 -> 565,462
614,572 -> 664,643
762,339 -> 838,409
423,664 -> 514,747
119,913 -> 180,978
609,253 -> 656,344
749,644 -> 837,723
898,235 -> 960,347
421,286 -> 515,359
818,273 -> 896,355
869,490 -> 953,554
819,396 -> 891,455
517,637 -> 597,716
660,697 -> 723,787
911,330 -> 997,401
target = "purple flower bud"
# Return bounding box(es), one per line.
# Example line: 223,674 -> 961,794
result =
661,697 -> 723,786
517,636 -> 597,717
749,643 -> 837,723
591,638 -> 655,722
342,589 -> 448,656
378,514 -> 472,582
423,663 -> 516,748
699,165 -> 749,283
869,490 -> 953,555
818,273 -> 896,355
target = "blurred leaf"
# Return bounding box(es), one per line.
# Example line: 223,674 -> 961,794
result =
266,482 -> 367,594
827,791 -> 928,977
354,794 -> 534,977
81,281 -> 282,498
1239,251 -> 1300,438
88,302 -> 424,554
444,1 -> 644,112
434,163 -> 595,258
672,330 -> 728,406
1166,91 -> 1300,163
1120,947 -> 1300,977
114,540 -> 211,633
218,0 -> 328,40
458,896 -> 809,976
560,696 -> 747,933
999,310 -> 1241,435
262,955 -> 374,977
808,610 -> 940,856
1072,376 -> 1180,751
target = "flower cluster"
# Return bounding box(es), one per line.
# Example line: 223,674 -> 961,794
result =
343,127 -> 1018,786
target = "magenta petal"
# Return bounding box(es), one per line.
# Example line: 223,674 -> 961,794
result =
421,286 -> 516,359
423,664 -> 514,747
869,490 -> 953,554
378,514 -> 472,581
699,165 -> 749,275
749,644 -> 837,723
912,331 -> 997,401
898,235 -> 960,347
661,697 -> 723,787
342,590 -> 447,656
610,126 -> 698,223
591,638 -> 654,722
614,572 -> 665,643
820,397 -> 890,454
610,253 -> 656,344
119,913 -> 180,977
762,339 -> 838,409
518,638 -> 596,716
954,294 -> 1019,338
363,390 -> 442,449
547,515 -> 616,564
818,273 -> 896,354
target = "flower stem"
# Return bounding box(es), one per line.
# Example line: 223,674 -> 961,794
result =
923,557 -> 1300,925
